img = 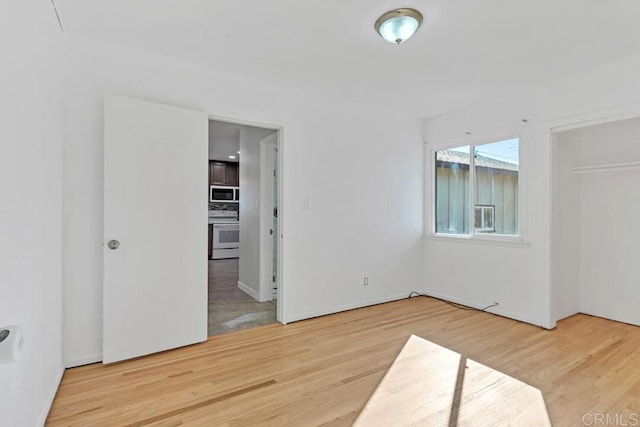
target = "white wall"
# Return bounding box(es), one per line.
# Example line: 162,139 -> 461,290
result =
63,35 -> 424,364
238,125 -> 275,299
423,49 -> 640,329
0,1 -> 65,425
551,135 -> 581,321
554,118 -> 640,326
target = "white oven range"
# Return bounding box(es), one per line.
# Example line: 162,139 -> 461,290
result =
209,210 -> 239,259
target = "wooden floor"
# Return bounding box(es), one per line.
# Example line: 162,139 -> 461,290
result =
47,297 -> 640,426
355,335 -> 552,426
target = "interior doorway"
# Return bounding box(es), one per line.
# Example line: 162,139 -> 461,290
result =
208,119 -> 282,336
260,133 -> 279,301
552,115 -> 640,327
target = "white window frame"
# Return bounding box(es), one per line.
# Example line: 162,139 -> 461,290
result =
474,205 -> 495,232
426,131 -> 528,247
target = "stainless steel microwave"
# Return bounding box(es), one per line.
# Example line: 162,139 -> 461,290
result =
210,186 -> 239,203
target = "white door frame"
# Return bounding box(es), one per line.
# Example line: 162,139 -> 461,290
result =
208,114 -> 285,323
259,133 -> 278,302
546,100 -> 640,328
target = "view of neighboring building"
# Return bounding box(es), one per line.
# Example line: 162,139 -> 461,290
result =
435,144 -> 519,235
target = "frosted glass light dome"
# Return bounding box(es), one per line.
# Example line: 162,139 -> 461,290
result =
375,8 -> 423,45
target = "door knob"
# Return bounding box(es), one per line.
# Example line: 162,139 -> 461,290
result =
108,240 -> 120,250
269,229 -> 274,235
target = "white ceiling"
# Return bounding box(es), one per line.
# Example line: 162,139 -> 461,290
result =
56,0 -> 640,118
209,120 -> 240,162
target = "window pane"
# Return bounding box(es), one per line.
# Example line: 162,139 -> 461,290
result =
435,146 -> 470,234
474,138 -> 519,235
484,207 -> 493,228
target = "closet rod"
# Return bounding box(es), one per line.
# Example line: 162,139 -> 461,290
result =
570,161 -> 640,175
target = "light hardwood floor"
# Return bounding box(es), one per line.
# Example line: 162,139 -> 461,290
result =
47,297 -> 640,426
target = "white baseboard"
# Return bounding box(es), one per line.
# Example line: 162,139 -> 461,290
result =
38,365 -> 64,426
420,289 -> 545,328
65,353 -> 102,368
284,292 -> 409,324
237,281 -> 261,302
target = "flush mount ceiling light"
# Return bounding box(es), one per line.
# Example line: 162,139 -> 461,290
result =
374,8 -> 423,45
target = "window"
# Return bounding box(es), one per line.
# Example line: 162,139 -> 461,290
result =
434,138 -> 519,236
474,205 -> 495,232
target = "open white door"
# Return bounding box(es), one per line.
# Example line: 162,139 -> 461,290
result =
259,133 -> 278,302
103,95 -> 208,363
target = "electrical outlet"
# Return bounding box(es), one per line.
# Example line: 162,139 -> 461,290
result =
493,301 -> 499,306
363,277 -> 369,286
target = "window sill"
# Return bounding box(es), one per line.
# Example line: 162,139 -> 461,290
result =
424,233 -> 531,248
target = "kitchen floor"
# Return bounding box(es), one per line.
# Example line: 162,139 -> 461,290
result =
208,258 -> 277,336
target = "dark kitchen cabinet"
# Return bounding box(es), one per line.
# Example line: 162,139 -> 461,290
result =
209,161 -> 239,186
210,162 -> 227,185
226,162 -> 239,186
